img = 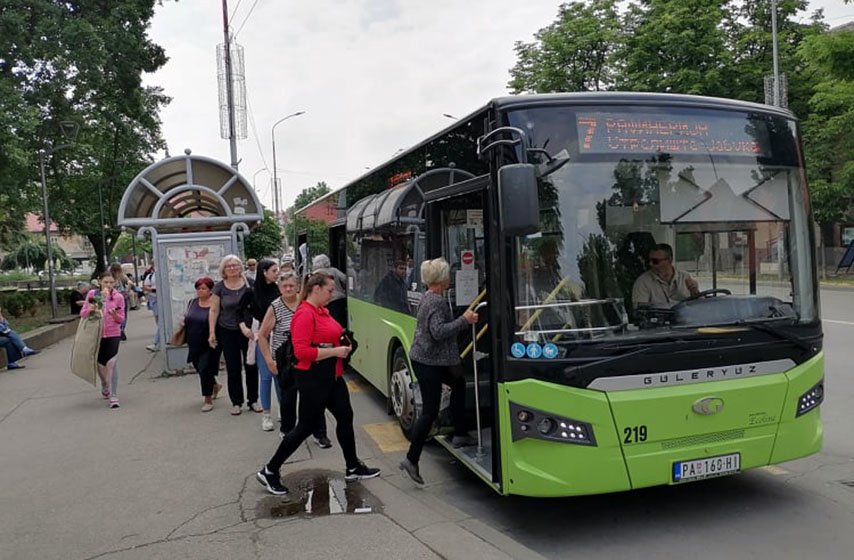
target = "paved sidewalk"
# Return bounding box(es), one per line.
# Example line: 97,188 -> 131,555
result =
0,309 -> 545,560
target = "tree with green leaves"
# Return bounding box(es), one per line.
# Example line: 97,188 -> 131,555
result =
244,210 -> 284,260
111,231 -> 152,261
291,181 -> 331,212
284,182 -> 333,256
508,0 -> 622,93
0,1 -> 172,275
1,239 -> 75,272
798,29 -> 854,232
618,0 -> 735,96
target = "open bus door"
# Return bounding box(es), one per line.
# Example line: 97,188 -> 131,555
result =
424,185 -> 499,489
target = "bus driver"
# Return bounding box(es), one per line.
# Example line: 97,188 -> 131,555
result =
632,243 -> 699,307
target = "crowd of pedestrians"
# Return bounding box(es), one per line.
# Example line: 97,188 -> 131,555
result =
56,252 -> 476,495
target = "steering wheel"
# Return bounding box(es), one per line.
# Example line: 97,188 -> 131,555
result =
688,288 -> 731,301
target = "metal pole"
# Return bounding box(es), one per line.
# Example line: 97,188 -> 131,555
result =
271,129 -> 279,217
471,301 -> 488,458
98,182 -> 108,269
39,150 -> 58,319
771,0 -> 781,107
131,233 -> 139,283
222,0 -> 239,169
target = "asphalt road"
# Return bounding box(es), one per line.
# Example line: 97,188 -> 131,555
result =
1,287 -> 850,559
378,286 -> 854,559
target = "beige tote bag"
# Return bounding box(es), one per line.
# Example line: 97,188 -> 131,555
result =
70,315 -> 102,386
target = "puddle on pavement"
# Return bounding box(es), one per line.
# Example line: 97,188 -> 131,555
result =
258,469 -> 384,519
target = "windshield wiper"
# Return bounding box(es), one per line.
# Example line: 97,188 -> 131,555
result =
736,321 -> 815,353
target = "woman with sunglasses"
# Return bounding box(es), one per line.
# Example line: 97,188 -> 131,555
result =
256,272 -> 380,495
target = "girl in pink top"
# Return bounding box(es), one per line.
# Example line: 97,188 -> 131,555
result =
81,271 -> 126,408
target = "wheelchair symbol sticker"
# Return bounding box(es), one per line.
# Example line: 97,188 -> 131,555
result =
510,342 -> 526,359
542,343 -> 558,359
526,343 -> 543,359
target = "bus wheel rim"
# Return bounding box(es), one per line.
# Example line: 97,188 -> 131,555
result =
390,364 -> 414,429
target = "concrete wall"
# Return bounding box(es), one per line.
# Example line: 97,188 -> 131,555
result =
0,315 -> 78,369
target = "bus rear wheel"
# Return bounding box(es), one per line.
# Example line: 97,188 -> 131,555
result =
389,346 -> 418,440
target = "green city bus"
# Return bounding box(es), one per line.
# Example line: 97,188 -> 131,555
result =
295,93 -> 824,497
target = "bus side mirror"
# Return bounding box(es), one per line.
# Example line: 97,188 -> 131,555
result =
499,164 -> 540,236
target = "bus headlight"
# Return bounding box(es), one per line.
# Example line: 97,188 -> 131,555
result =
796,379 -> 824,417
509,401 -> 596,446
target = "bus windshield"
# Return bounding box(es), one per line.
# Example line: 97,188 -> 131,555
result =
505,104 -> 818,346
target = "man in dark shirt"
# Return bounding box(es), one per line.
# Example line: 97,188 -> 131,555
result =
373,260 -> 409,314
70,282 -> 88,315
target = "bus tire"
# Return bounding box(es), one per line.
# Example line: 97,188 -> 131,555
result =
389,345 -> 418,440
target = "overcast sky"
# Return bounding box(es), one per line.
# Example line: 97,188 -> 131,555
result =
143,0 -> 853,211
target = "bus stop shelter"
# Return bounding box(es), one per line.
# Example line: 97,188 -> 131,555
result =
118,150 -> 263,371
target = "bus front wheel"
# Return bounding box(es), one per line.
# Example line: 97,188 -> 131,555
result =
389,346 -> 418,440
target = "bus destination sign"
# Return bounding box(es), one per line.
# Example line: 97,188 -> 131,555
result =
576,112 -> 768,156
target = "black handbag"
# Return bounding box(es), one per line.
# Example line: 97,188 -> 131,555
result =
275,334 -> 296,390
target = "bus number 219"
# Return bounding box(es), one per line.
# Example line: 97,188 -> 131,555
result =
623,425 -> 648,444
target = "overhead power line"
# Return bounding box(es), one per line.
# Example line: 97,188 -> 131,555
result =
234,0 -> 261,37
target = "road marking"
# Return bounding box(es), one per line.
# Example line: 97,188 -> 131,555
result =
760,465 -> 788,475
823,319 -> 854,326
362,422 -> 409,453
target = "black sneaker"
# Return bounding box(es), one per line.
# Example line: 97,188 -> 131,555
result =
314,435 -> 333,449
399,458 -> 424,485
345,462 -> 381,482
256,468 -> 288,495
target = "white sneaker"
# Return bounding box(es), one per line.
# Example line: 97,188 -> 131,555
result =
145,344 -> 158,352
261,414 -> 274,431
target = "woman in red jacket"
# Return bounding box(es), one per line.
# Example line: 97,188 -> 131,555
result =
256,272 -> 380,495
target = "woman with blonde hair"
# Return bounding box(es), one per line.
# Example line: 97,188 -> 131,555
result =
208,254 -> 258,415
399,257 -> 478,485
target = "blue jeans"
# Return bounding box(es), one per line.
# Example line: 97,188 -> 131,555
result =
257,345 -> 281,411
0,333 -> 24,363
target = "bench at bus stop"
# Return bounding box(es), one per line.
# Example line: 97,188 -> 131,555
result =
0,314 -> 79,370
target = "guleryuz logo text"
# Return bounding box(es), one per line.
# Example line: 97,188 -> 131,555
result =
643,364 -> 758,386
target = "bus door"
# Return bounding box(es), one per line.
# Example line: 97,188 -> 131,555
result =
425,189 -> 498,485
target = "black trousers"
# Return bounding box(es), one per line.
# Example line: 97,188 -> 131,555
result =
406,361 -> 467,465
279,371 -> 327,437
192,346 -> 221,397
268,360 -> 359,472
217,325 -> 258,407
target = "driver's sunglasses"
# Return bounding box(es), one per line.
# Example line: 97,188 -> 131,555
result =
649,257 -> 669,264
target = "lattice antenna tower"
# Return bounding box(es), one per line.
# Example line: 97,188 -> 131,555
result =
217,41 -> 248,140
764,73 -> 788,109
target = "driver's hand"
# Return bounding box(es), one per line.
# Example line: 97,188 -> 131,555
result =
686,278 -> 699,295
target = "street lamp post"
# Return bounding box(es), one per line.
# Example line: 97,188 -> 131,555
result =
271,111 -> 305,217
252,167 -> 269,202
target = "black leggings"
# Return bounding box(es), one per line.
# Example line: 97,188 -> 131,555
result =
406,361 -> 467,465
192,346 -> 221,397
279,372 -> 327,437
268,360 -> 359,472
216,325 -> 258,406
97,337 -> 121,365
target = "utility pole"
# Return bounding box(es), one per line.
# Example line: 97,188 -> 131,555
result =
221,0 -> 239,169
770,0 -> 781,107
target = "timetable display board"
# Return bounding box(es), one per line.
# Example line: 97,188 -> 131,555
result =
576,111 -> 770,156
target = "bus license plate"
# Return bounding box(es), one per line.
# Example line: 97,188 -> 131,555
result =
672,453 -> 740,483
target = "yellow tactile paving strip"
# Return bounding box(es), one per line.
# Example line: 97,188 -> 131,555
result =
760,465 -> 788,475
362,421 -> 410,453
